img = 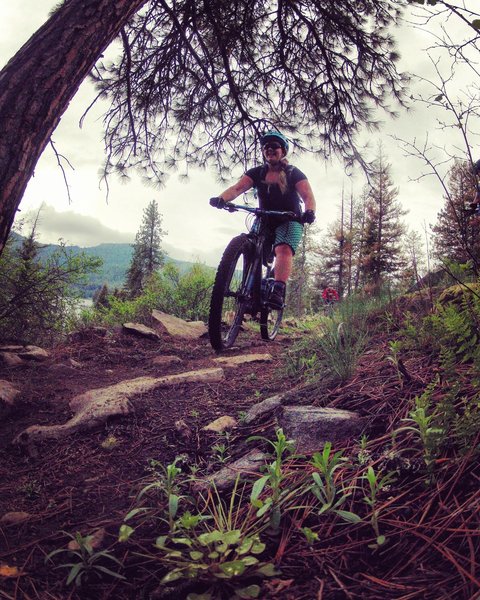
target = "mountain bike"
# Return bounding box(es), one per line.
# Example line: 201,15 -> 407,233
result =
208,203 -> 298,352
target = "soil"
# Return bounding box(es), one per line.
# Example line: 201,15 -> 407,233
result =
0,319 -> 479,600
0,326 -> 300,599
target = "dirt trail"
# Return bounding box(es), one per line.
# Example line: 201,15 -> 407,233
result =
0,326 -> 296,598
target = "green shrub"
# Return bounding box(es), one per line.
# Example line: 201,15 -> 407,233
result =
0,230 -> 101,345
283,296 -> 372,384
75,262 -> 214,329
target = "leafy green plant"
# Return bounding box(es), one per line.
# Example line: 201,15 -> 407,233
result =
362,466 -> 396,549
453,394 -> 480,453
212,443 -> 230,465
151,479 -> 278,599
156,529 -> 276,599
19,478 -> 41,500
119,457 -> 186,542
415,297 -> 480,372
309,442 -> 360,523
398,311 -> 424,350
237,411 -> 248,424
301,526 -> 319,545
386,340 -> 404,384
357,434 -> 371,466
248,429 -> 297,531
395,382 -> 444,470
45,531 -> 125,587
283,304 -> 369,384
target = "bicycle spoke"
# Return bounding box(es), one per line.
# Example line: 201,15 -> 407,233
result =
208,234 -> 253,351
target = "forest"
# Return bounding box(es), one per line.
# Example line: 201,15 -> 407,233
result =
0,1 -> 479,599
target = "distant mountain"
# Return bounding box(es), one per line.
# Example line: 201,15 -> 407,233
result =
14,236 -> 201,298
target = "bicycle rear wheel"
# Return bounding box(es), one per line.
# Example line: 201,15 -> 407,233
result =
260,305 -> 283,341
260,270 -> 283,341
208,234 -> 253,351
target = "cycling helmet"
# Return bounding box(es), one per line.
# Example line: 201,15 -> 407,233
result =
260,130 -> 289,155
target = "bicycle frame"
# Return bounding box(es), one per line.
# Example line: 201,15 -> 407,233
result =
222,203 -> 297,313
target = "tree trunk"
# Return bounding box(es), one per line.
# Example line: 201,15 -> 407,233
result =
0,0 -> 148,253
338,187 -> 344,298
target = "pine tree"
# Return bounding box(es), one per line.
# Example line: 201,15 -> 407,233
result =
320,189 -> 347,297
401,229 -> 427,291
125,200 -> 165,297
316,223 -> 345,291
359,146 -> 407,293
287,225 -> 320,317
93,284 -> 110,309
431,160 -> 480,275
316,190 -> 365,297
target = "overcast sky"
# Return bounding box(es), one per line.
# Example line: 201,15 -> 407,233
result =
1,1 -> 478,265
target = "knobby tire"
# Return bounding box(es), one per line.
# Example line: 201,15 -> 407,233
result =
208,234 -> 253,351
259,274 -> 283,341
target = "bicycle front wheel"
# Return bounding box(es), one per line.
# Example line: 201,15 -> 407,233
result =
208,235 -> 253,351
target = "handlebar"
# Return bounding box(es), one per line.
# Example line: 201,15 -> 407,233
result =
221,203 -> 298,220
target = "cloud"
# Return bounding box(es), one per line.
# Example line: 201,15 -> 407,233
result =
162,241 -> 223,267
18,204 -> 223,264
21,204 -> 134,246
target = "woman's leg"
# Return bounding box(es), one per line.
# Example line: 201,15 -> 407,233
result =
274,243 -> 293,282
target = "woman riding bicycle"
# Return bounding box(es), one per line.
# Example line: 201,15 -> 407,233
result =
210,130 -> 316,309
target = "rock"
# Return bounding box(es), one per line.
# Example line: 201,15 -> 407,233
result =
0,511 -> 31,525
101,435 -> 120,450
50,363 -> 76,375
14,368 -> 224,446
123,322 -> 160,340
0,352 -> 25,367
408,268 -> 447,293
69,359 -> 83,369
151,355 -> 182,367
152,310 -> 207,339
203,415 -> 237,433
197,449 -> 268,491
278,406 -> 365,454
243,394 -> 284,424
19,346 -> 49,361
0,380 -> 21,417
213,353 -> 273,368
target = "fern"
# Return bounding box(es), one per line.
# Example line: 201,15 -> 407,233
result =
453,394 -> 480,454
438,346 -> 457,381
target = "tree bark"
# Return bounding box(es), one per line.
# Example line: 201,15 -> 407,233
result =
0,0 -> 148,253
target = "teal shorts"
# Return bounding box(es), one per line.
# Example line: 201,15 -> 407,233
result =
273,221 -> 304,254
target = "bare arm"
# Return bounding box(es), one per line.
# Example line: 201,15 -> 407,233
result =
296,179 -> 316,212
219,174 -> 254,202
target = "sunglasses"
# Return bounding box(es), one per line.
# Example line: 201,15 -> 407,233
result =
263,142 -> 283,151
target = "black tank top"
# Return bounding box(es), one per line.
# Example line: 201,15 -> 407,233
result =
245,164 -> 307,217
